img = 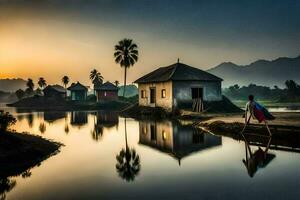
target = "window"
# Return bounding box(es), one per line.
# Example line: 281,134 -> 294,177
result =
141,90 -> 146,98
161,89 -> 166,98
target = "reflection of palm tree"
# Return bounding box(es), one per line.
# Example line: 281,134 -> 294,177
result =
0,178 -> 16,200
91,113 -> 103,141
115,118 -> 141,182
64,114 -> 69,134
39,122 -> 46,134
26,113 -> 34,128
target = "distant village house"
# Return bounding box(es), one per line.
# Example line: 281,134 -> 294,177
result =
134,62 -> 223,111
68,82 -> 88,101
94,81 -> 119,101
43,85 -> 66,99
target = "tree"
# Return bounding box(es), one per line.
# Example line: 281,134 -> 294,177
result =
114,39 -> 139,97
0,111 -> 17,133
115,118 -> 140,182
15,89 -> 25,100
90,69 -> 104,85
62,76 -> 70,88
114,80 -> 119,87
37,77 -> 47,89
285,80 -> 300,95
26,78 -> 34,95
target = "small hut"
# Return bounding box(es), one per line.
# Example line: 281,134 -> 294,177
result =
94,81 -> 118,101
134,62 -> 223,111
43,85 -> 66,99
67,82 -> 88,101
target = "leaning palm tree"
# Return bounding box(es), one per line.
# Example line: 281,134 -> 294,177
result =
115,118 -> 141,182
90,69 -> 104,85
62,76 -> 70,88
38,77 -> 47,89
114,39 -> 138,97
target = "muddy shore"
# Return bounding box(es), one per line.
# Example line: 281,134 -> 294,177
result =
0,131 -> 62,178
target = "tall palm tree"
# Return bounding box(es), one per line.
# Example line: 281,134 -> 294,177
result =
90,69 -> 104,85
114,39 -> 139,97
115,118 -> 141,182
62,76 -> 70,88
38,77 -> 47,89
114,80 -> 119,87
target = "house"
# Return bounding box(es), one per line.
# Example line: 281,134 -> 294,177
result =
139,120 -> 221,165
43,85 -> 66,99
94,81 -> 118,101
134,62 -> 223,111
67,82 -> 88,101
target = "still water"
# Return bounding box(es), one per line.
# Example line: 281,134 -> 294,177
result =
1,108 -> 300,200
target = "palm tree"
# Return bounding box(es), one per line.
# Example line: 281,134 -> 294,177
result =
114,39 -> 139,97
90,69 -> 104,85
62,76 -> 70,88
38,77 -> 47,89
115,118 -> 141,182
26,78 -> 34,91
114,80 -> 119,87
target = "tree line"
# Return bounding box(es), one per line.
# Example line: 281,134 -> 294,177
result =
223,80 -> 300,102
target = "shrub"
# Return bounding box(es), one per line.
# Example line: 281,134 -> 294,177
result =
0,111 -> 17,132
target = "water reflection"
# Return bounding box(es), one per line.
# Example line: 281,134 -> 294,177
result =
139,120 -> 222,165
44,112 -> 66,123
91,111 -> 119,141
242,135 -> 275,178
39,122 -> 46,134
70,111 -> 88,127
116,118 -> 141,182
25,113 -> 34,128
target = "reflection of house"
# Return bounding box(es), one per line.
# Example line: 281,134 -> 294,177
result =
68,82 -> 88,101
70,111 -> 88,126
44,111 -> 66,122
94,81 -> 118,101
139,121 -> 222,164
43,85 -> 66,99
96,111 -> 119,128
134,62 -> 222,111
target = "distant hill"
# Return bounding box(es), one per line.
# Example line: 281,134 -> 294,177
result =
0,78 -> 27,92
118,84 -> 138,97
208,55 -> 300,88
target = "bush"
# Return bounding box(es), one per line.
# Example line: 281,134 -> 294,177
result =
87,94 -> 97,102
0,111 -> 17,132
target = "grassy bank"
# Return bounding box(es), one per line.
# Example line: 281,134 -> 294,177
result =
0,131 -> 62,178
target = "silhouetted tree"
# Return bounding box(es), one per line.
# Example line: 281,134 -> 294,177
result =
114,39 -> 139,97
0,111 -> 16,133
114,80 -> 119,87
62,76 -> 70,88
115,118 -> 141,182
38,77 -> 47,89
90,69 -> 103,85
15,89 -> 25,100
25,78 -> 34,95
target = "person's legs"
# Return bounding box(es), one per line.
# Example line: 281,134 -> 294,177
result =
264,120 -> 272,136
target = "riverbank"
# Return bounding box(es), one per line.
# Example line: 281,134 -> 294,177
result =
0,131 -> 62,178
7,96 -> 131,111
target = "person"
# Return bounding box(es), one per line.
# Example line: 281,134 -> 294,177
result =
243,95 -> 274,136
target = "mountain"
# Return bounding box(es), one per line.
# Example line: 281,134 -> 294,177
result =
118,84 -> 138,97
207,55 -> 300,88
0,78 -> 27,92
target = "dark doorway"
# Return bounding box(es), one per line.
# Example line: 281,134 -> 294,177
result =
150,88 -> 156,104
150,124 -> 156,141
191,88 -> 203,99
191,88 -> 204,112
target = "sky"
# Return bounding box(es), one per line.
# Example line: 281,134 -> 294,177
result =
0,0 -> 300,85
